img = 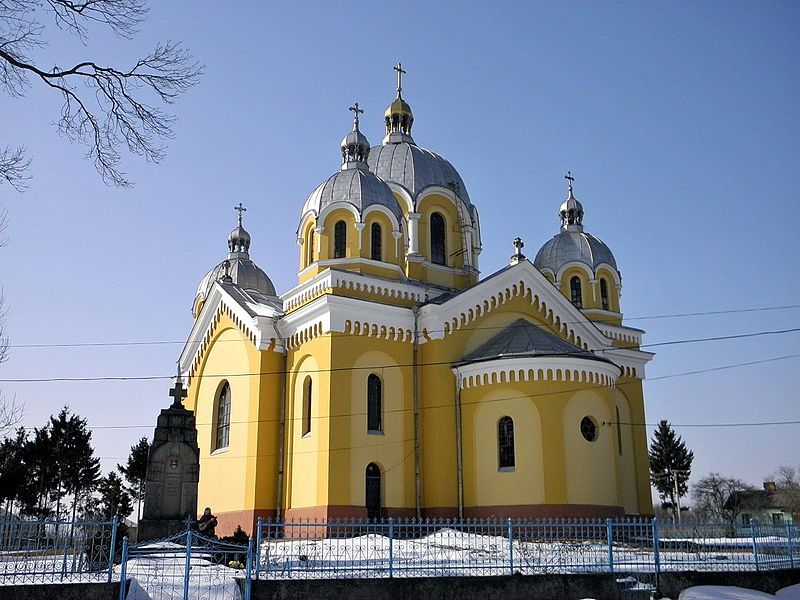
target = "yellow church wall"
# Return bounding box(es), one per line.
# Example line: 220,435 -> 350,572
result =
562,389 -> 618,507
360,211 -> 401,265
463,386 -> 545,508
415,194 -> 475,290
186,316 -> 263,525
341,344 -> 415,514
617,378 -> 653,514
285,347 -> 328,511
612,387 -> 640,513
322,208 -> 358,260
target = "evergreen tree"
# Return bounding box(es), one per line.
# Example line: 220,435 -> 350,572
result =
649,420 -> 694,520
19,426 -> 57,519
118,437 -> 149,521
49,408 -> 101,524
95,473 -> 133,521
0,428 -> 27,516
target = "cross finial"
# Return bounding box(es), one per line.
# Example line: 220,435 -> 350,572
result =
234,202 -> 247,225
565,171 -> 575,193
393,62 -> 406,97
169,364 -> 188,408
510,236 -> 526,265
349,102 -> 364,129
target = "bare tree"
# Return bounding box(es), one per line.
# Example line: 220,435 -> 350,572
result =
691,472 -> 753,525
0,0 -> 203,189
769,465 -> 800,518
0,209 -> 21,436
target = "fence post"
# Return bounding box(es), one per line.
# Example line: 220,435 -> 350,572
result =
652,518 -> 661,589
388,517 -> 394,578
61,524 -> 69,581
245,537 -> 254,600
508,518 -> 514,576
184,530 -> 193,600
118,536 -> 128,600
255,517 -> 263,580
108,516 -> 119,583
606,519 -> 614,573
788,524 -> 795,569
751,520 -> 760,572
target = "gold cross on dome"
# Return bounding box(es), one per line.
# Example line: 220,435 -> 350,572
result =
234,202 -> 247,225
393,62 -> 406,96
349,102 -> 364,127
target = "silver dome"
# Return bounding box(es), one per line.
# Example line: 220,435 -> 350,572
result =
195,258 -> 276,305
341,128 -> 370,164
368,142 -> 472,208
302,167 -> 404,222
534,230 -> 618,275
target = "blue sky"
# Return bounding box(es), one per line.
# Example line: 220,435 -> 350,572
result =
1,1 -> 798,498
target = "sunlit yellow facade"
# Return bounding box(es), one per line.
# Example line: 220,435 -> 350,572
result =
179,81 -> 654,535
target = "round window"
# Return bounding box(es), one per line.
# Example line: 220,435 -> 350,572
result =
580,416 -> 598,442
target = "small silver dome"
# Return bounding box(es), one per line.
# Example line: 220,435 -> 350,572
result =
195,258 -> 276,304
194,204 -> 277,311
534,230 -> 618,275
368,142 -> 472,208
228,224 -> 251,253
302,167 -> 404,222
341,102 -> 370,165
533,176 -> 618,276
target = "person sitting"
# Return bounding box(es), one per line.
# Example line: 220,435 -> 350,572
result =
197,507 -> 218,538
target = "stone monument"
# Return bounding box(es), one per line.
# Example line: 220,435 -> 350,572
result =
138,369 -> 200,541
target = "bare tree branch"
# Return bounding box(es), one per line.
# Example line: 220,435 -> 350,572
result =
0,0 -> 203,189
0,146 -> 31,191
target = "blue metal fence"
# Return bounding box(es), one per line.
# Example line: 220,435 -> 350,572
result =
0,517 -> 118,584
0,516 -> 797,591
254,517 -> 799,580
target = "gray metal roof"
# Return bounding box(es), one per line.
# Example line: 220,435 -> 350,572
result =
302,166 -> 404,222
195,255 -> 277,304
458,318 -> 603,365
533,230 -> 618,275
367,142 -> 472,208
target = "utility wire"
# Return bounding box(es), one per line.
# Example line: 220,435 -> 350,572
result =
7,303 -> 800,350
2,327 -> 799,383
13,353 -> 800,432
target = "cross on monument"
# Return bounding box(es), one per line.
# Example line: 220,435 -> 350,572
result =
169,365 -> 188,408
564,171 -> 575,192
349,102 -> 364,128
393,62 -> 406,96
234,202 -> 247,225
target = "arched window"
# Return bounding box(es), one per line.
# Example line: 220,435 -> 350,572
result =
367,374 -> 382,432
365,462 -> 381,521
600,278 -> 609,311
215,382 -> 231,451
498,416 -> 515,469
430,212 -> 446,265
334,220 -> 347,259
302,377 -> 312,437
570,276 -> 583,308
307,229 -> 315,266
371,223 -> 382,262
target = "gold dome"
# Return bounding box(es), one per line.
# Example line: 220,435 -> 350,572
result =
385,96 -> 413,119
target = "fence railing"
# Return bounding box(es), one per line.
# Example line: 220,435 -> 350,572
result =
0,516 -> 797,587
254,518 -> 799,580
0,517 -> 118,584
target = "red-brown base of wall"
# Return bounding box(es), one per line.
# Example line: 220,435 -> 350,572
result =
215,504 -> 637,537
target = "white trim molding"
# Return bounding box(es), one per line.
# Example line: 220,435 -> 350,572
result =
453,356 -> 621,390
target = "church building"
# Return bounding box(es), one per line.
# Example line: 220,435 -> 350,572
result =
178,66 -> 654,535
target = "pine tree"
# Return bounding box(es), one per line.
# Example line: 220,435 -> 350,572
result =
649,420 -> 694,520
0,428 -> 27,517
118,437 -> 149,521
95,473 -> 133,521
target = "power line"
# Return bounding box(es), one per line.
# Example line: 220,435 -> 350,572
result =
7,303 -> 800,350
2,326 -> 799,383
606,419 -> 800,428
13,353 -> 800,432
